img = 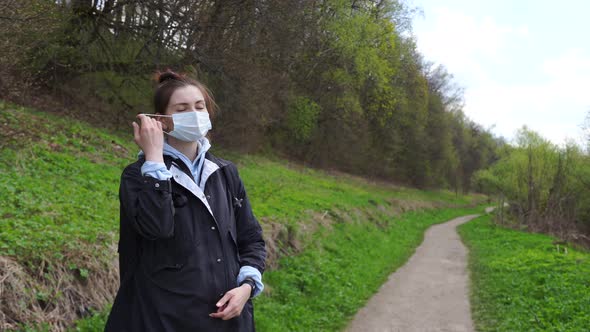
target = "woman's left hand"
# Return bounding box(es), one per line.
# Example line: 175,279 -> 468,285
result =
209,284 -> 252,320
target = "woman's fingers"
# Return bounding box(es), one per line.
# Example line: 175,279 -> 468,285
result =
210,305 -> 240,320
137,115 -> 152,131
210,294 -> 232,319
216,293 -> 232,309
132,114 -> 164,162
220,301 -> 241,320
209,287 -> 250,320
135,114 -> 163,137
132,121 -> 140,143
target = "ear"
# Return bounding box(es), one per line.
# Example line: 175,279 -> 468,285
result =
158,115 -> 173,131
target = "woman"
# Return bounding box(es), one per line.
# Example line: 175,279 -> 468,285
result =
105,71 -> 266,331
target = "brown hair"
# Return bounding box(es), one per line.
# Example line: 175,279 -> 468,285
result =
153,70 -> 218,117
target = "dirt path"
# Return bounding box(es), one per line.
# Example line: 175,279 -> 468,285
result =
346,214 -> 480,332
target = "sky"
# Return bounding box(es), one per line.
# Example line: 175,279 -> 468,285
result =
410,0 -> 590,145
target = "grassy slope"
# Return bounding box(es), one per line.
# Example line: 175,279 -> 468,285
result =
0,102 -> 476,267
255,207 -> 484,331
458,215 -> 590,332
0,104 -> 127,268
0,103 -> 483,330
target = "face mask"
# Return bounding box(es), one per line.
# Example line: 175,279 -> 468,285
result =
145,111 -> 212,142
167,111 -> 212,142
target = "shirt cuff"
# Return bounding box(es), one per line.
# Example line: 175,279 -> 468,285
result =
237,266 -> 264,298
141,161 -> 172,180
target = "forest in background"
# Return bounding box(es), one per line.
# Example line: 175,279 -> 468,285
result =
2,0 -> 590,245
1,1 -> 590,330
474,128 -> 590,247
0,0 -> 500,191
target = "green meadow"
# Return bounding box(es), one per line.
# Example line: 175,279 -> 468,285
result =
255,207 -> 485,331
459,215 -> 590,332
1,103 -> 485,331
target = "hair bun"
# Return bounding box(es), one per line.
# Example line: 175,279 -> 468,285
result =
155,70 -> 183,84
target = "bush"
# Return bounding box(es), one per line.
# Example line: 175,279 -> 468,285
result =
286,96 -> 321,144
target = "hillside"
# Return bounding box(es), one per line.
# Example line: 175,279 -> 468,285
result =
0,102 -> 485,331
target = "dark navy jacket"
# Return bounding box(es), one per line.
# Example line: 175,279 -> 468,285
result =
105,152 -> 266,331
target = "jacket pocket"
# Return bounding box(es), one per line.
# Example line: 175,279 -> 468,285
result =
140,236 -> 191,287
151,261 -> 184,273
143,242 -> 188,275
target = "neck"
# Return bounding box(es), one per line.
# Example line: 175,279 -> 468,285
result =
167,137 -> 199,161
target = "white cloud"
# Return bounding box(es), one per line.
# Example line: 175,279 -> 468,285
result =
516,25 -> 530,38
414,7 -> 528,84
414,6 -> 590,145
541,49 -> 590,105
464,49 -> 590,145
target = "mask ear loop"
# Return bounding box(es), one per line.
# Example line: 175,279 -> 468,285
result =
142,114 -> 173,134
141,113 -> 172,118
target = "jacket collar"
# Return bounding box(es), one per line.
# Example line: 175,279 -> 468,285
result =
204,151 -> 231,168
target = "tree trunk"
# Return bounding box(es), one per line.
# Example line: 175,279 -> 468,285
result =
527,146 -> 535,223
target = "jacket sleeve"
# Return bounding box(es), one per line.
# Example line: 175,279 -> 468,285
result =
119,162 -> 175,240
232,165 -> 267,274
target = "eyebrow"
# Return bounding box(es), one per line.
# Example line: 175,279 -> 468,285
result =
172,100 -> 205,106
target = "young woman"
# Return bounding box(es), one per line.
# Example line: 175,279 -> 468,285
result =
105,71 -> 266,331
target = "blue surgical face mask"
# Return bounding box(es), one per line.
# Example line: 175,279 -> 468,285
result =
145,111 -> 212,142
167,111 -> 212,142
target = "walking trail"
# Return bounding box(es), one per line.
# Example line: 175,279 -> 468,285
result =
346,214 -> 482,332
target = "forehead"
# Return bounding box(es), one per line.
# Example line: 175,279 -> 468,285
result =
169,85 -> 204,105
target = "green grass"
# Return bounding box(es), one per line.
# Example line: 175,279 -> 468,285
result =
72,207 -> 486,332
0,102 -> 478,267
0,103 -> 132,269
236,154 -> 476,222
0,102 -> 484,330
255,206 -> 485,331
458,215 -> 590,332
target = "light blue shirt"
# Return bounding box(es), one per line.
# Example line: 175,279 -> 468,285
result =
140,138 -> 210,189
139,137 -> 264,297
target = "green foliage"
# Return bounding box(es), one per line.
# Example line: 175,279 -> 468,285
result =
74,71 -> 153,112
324,4 -> 396,90
286,96 -> 321,143
69,306 -> 112,332
1,0 -> 500,192
473,126 -> 590,229
0,1 -> 65,71
459,215 -> 590,331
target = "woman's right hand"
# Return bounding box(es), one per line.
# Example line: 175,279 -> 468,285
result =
132,114 -> 164,163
